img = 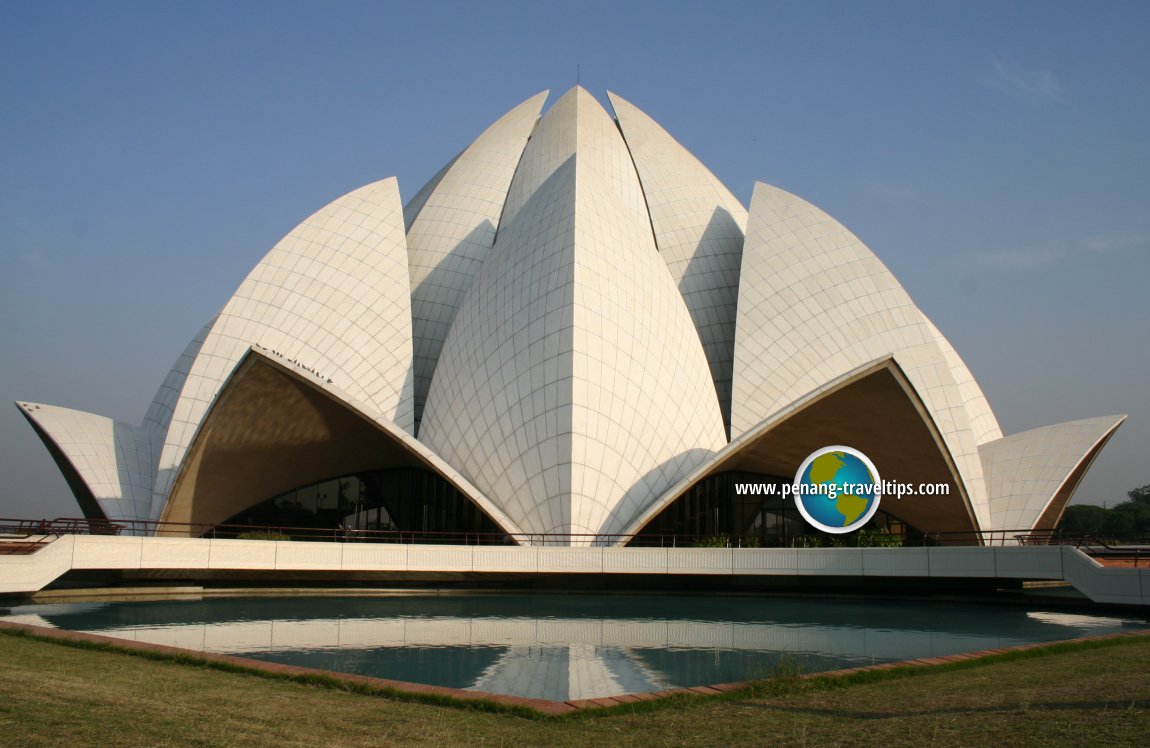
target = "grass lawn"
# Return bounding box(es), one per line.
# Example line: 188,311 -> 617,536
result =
0,628 -> 1148,747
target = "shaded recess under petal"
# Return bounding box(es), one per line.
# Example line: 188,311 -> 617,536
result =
158,350 -> 520,536
617,359 -> 979,540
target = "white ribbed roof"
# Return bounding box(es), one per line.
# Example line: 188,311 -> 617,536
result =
731,182 -> 991,528
151,177 -> 415,511
980,415 -> 1126,531
16,86 -> 1127,542
18,402 -> 154,523
921,314 -> 1002,446
609,91 -> 747,434
406,91 -> 547,426
421,88 -> 725,538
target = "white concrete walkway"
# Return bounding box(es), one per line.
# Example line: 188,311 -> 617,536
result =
1,535 -> 1147,605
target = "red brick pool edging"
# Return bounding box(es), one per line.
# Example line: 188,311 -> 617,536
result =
1,620 -> 1147,717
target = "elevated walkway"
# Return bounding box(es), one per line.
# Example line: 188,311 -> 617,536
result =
1,535 -> 1147,605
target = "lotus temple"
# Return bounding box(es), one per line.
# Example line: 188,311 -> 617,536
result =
15,87 -> 1126,547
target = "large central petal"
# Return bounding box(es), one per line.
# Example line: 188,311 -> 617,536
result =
420,88 -> 726,539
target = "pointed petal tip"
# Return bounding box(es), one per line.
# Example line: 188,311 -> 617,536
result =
605,90 -> 629,107
520,89 -> 550,109
604,90 -> 626,117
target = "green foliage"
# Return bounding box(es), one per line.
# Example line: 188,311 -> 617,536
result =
1059,482 -> 1150,537
790,528 -> 905,548
1104,502 -> 1150,534
1060,504 -> 1109,534
236,531 -> 292,541
791,534 -> 845,548
693,534 -> 761,548
1129,484 -> 1150,505
854,528 -> 904,547
685,536 -> 759,547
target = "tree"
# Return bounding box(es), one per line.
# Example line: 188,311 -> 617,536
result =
1103,501 -> 1150,535
1060,504 -> 1108,534
1057,481 -> 1150,536
1128,484 -> 1150,505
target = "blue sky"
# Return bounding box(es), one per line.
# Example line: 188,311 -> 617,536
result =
1,0 -> 1147,517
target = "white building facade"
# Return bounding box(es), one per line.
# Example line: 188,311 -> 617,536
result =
17,88 -> 1125,545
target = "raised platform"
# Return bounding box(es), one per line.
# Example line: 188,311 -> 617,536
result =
1,535 -> 1147,605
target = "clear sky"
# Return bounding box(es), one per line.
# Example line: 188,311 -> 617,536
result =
1,0 -> 1147,518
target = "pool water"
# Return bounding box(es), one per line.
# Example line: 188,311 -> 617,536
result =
3,595 -> 1145,701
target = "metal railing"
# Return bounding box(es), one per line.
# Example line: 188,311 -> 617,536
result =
0,518 -> 69,555
5,517 -> 1147,552
1068,534 -> 1150,568
0,518 -> 918,547
925,528 -> 1150,548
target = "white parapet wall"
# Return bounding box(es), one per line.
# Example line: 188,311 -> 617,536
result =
0,536 -> 77,594
1,535 -> 1147,605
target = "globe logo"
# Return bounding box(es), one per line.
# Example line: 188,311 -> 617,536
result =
792,446 -> 882,534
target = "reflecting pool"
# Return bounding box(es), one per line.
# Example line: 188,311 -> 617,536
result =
3,595 -> 1146,701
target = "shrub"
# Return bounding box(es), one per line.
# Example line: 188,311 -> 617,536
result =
236,531 -> 292,541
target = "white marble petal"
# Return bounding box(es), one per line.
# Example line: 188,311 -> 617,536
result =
406,91 -> 548,427
422,88 -> 726,539
980,415 -> 1126,532
609,91 -> 747,433
152,178 -> 415,514
16,402 -> 155,524
731,182 -> 990,528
